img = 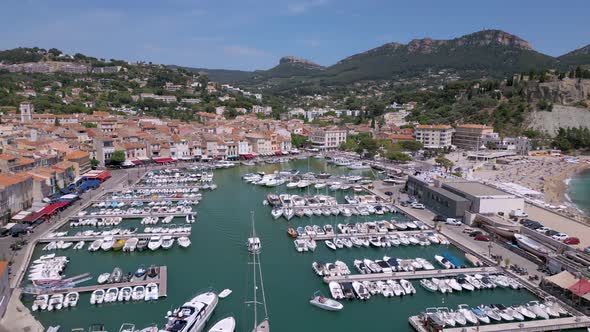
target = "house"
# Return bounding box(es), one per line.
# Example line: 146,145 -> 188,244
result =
65,150 -> 91,175
452,124 -> 494,150
310,127 -> 347,150
0,173 -> 34,225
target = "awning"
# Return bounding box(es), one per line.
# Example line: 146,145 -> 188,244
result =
38,201 -> 69,216
131,160 -> 144,165
569,278 -> 590,296
153,157 -> 175,163
240,154 -> 255,159
274,151 -> 283,155
60,194 -> 78,201
544,270 -> 578,289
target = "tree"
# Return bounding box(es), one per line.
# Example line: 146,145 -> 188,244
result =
90,157 -> 99,169
48,48 -> 62,57
386,151 -> 412,162
291,134 -> 310,148
82,122 -> 97,128
398,140 -> 423,151
435,156 -> 454,171
54,117 -> 60,126
109,150 -> 126,165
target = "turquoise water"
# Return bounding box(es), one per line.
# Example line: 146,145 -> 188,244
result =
28,159 -> 538,331
568,168 -> 590,217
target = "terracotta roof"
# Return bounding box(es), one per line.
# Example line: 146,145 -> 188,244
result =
65,150 -> 89,160
0,173 -> 32,187
416,124 -> 453,130
456,124 -> 493,129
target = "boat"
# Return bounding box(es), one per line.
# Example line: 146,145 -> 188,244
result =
352,281 -> 370,300
32,294 -> 49,311
287,227 -> 298,238
145,282 -> 159,301
97,273 -> 110,284
178,236 -> 191,248
271,208 -> 283,220
219,289 -> 232,299
136,238 -> 148,251
112,239 -> 126,251
420,279 -> 438,292
328,282 -> 345,300
118,287 -> 132,302
148,236 -> 162,251
108,267 -> 123,283
73,241 -> 85,250
325,240 -> 337,250
131,285 -> 145,301
479,305 -> 501,321
47,294 -> 64,311
471,308 -> 491,324
160,292 -> 218,332
457,304 -> 478,325
514,305 -> 537,319
283,208 -> 295,220
248,212 -> 261,254
434,255 -> 455,269
247,216 -> 270,332
400,279 -> 416,295
161,236 -> 174,249
101,236 -> 115,251
104,287 -> 119,303
309,291 -> 343,311
208,317 -> 236,332
514,234 -> 551,256
527,301 -> 549,319
88,239 -> 103,252
90,289 -> 105,305
123,238 -> 138,252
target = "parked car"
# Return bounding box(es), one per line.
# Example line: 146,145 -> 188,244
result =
551,233 -> 569,241
445,218 -> 462,226
433,215 -> 445,222
563,237 -> 580,245
535,227 -> 552,234
474,234 -> 491,242
410,203 -> 425,209
469,230 -> 483,237
545,229 -> 559,237
584,246 -> 590,254
462,228 -> 474,234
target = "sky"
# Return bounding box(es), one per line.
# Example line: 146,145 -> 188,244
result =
1,0 -> 589,71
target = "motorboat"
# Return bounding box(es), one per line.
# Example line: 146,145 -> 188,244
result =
457,304 -> 478,325
388,280 -> 405,296
88,239 -> 103,252
208,317 -> 236,332
352,281 -> 370,300
97,273 -> 110,284
32,294 -> 49,311
544,297 -> 568,316
434,255 -> 455,269
136,238 -> 149,251
514,305 -> 537,319
105,287 -> 119,303
131,285 -> 145,301
479,305 -> 501,321
271,208 -> 283,220
325,240 -> 337,250
328,282 -> 345,300
118,287 -> 132,302
108,267 -> 123,283
47,294 -> 64,311
145,282 -> 159,301
101,236 -> 115,251
514,234 -> 551,256
73,241 -> 85,250
445,278 -> 462,292
283,208 -> 295,220
123,238 -> 139,252
148,236 -> 162,251
178,236 -> 191,248
159,292 -> 218,332
420,279 -> 438,292
90,289 -> 105,305
161,236 -> 174,249
309,291 -> 343,311
451,309 -> 467,326
527,301 -> 549,319
470,307 -> 491,324
490,304 -> 514,321
219,289 -> 232,299
400,279 -> 416,295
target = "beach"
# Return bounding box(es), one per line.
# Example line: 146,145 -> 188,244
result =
473,156 -> 590,221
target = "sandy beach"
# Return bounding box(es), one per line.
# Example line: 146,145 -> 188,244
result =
473,156 -> 590,221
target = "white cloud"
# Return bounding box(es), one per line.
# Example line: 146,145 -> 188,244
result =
223,45 -> 270,57
287,0 -> 328,15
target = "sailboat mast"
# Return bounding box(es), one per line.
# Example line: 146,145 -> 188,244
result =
252,240 -> 258,330
257,251 -> 269,319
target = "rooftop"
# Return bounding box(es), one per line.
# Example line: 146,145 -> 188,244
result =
443,181 -> 511,197
416,124 -> 453,130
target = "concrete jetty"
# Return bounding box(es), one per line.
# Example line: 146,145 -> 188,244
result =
323,266 -> 499,283
39,232 -> 191,243
69,211 -> 196,219
409,315 -> 590,332
298,229 -> 428,241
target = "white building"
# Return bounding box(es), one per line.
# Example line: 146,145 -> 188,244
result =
310,127 -> 347,150
415,125 -> 454,149
20,102 -> 34,122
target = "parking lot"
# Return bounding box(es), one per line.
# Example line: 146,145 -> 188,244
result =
525,203 -> 590,249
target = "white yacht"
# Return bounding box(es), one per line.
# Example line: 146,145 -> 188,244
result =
145,282 -> 159,301
247,212 -> 261,254
160,292 -> 219,332
207,317 -> 235,332
100,236 -> 115,251
148,236 -> 162,251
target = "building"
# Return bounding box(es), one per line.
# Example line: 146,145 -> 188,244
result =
20,102 -> 34,122
406,175 -> 524,220
0,173 -> 34,225
0,261 -> 9,318
415,125 -> 454,149
65,150 -> 91,174
482,134 -> 530,155
310,127 -> 347,150
452,124 -> 494,150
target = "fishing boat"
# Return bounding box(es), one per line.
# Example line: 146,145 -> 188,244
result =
309,291 -> 343,311
177,236 -> 191,248
208,317 -> 236,332
159,292 -> 218,332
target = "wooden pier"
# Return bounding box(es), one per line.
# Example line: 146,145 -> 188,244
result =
39,232 -> 191,243
70,211 -> 196,220
409,315 -> 590,332
298,229 -> 428,241
323,266 -> 499,283
36,266 -> 168,298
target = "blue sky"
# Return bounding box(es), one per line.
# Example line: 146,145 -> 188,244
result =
1,0 -> 588,70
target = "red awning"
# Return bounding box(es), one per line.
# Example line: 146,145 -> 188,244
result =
274,151 -> 283,155
240,154 -> 255,159
153,157 -> 175,163
569,278 -> 590,296
131,160 -> 143,165
22,211 -> 43,223
21,202 -> 69,223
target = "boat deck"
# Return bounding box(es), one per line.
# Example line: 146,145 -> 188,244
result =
31,266 -> 168,298
39,232 -> 191,243
409,315 -> 590,332
298,229 -> 428,241
323,266 -> 499,283
69,212 -> 196,219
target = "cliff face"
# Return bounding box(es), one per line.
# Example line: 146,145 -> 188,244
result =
523,78 -> 590,105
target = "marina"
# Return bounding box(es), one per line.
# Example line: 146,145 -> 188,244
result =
38,232 -> 191,243
323,267 -> 500,283
19,159 -> 583,331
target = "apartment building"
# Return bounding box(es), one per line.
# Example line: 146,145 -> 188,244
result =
415,125 -> 454,149
452,124 -> 494,150
310,127 -> 347,150
0,173 -> 34,225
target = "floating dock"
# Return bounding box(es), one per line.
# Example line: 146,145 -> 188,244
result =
69,211 -> 196,220
28,266 -> 168,298
409,315 -> 590,332
323,266 -> 499,283
39,232 -> 191,243
298,229 -> 427,241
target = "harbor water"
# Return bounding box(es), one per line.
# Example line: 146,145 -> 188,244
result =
29,159 -> 538,331
568,168 -> 590,217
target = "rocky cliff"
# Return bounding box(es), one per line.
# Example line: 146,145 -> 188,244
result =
523,78 -> 590,105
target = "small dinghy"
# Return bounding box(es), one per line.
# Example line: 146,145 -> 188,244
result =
219,289 -> 232,299
177,236 -> 191,248
309,291 -> 343,311
207,316 -> 236,332
97,273 -> 110,284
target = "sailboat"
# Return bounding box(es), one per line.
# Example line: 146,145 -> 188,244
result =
246,211 -> 270,332
247,212 -> 261,254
